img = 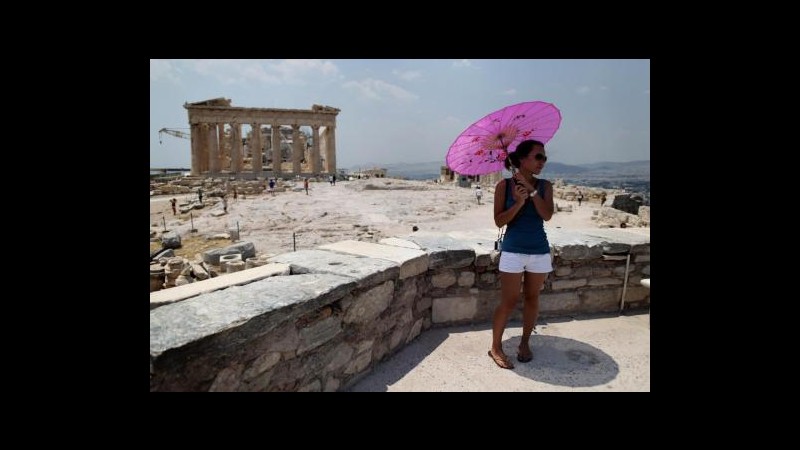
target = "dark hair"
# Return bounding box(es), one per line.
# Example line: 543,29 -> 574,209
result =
504,140 -> 545,171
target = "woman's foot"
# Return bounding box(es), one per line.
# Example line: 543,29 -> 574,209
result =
488,350 -> 514,369
517,346 -> 533,363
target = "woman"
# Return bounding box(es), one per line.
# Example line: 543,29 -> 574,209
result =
488,140 -> 554,369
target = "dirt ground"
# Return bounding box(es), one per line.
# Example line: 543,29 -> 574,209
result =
149,178 -> 636,262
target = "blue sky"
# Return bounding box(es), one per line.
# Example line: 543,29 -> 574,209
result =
150,59 -> 649,169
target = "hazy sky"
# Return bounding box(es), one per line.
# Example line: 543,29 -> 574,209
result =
150,59 -> 649,169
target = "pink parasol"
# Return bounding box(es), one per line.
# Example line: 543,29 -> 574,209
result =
445,101 -> 562,175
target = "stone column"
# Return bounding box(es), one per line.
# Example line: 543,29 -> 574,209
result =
231,122 -> 242,174
217,124 -> 226,171
199,123 -> 210,173
190,123 -> 201,176
251,123 -> 262,176
292,124 -> 302,175
325,125 -> 336,175
209,123 -> 220,175
271,123 -> 282,177
311,125 -> 321,174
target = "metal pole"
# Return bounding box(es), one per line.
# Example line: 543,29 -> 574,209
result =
619,253 -> 631,312
190,212 -> 196,232
293,232 -> 296,251
162,217 -> 167,232
237,221 -> 240,238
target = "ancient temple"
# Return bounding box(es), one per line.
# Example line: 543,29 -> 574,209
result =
185,98 -> 340,178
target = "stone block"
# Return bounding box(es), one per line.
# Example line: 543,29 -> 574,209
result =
226,260 -> 245,273
389,323 -> 409,350
324,378 -> 340,392
458,271 -> 476,287
479,272 -> 497,285
220,253 -> 242,265
432,296 -> 477,323
416,296 -> 432,313
556,244 -> 601,261
580,288 -> 621,312
431,270 -> 456,288
554,266 -> 572,277
190,262 -> 209,280
202,241 -> 256,265
271,249 -> 398,289
355,340 -> 374,355
149,263 -> 291,309
399,234 -> 475,269
345,350 -> 372,375
343,280 -> 395,324
552,278 -> 588,290
324,343 -> 355,373
587,277 -> 622,286
162,231 -> 182,249
319,240 -> 429,279
242,352 -> 281,381
406,318 -> 423,343
298,379 -> 321,392
539,292 -> 580,313
622,286 -> 650,302
150,273 -> 354,359
208,364 -> 243,392
297,316 -> 342,355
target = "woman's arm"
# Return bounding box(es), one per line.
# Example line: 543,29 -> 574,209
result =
494,179 -> 528,227
529,179 -> 554,221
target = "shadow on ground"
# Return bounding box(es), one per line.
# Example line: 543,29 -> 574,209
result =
501,333 -> 618,387
347,312 -> 644,391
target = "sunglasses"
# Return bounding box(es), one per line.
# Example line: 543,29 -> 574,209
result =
534,153 -> 548,162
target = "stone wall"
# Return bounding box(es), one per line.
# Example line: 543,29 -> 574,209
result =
150,228 -> 649,392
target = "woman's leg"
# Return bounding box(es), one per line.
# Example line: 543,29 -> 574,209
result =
490,271 -> 524,367
518,272 -> 548,361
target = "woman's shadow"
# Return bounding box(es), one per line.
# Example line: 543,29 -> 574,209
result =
503,332 -> 618,387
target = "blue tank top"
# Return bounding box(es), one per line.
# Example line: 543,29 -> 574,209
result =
501,178 -> 550,255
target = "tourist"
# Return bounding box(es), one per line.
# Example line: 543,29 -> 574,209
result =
268,179 -> 276,196
170,198 -> 177,215
577,190 -> 583,207
488,139 -> 554,369
233,187 -> 238,201
198,188 -> 203,203
304,178 -> 309,195
475,186 -> 483,205
222,195 -> 228,213
601,193 -> 607,207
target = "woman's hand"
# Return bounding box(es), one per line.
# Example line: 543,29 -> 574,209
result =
512,173 -> 534,192
512,182 -> 529,203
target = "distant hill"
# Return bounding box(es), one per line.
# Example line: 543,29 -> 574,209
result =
567,160 -> 650,177
347,160 -> 649,181
541,162 -> 587,175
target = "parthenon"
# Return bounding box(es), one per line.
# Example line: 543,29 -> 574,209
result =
184,98 -> 340,178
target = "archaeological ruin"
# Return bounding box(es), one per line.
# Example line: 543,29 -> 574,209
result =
185,98 -> 340,179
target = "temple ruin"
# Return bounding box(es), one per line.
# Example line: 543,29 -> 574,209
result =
185,98 -> 340,178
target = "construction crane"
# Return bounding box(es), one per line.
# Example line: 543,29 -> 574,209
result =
158,127 -> 191,144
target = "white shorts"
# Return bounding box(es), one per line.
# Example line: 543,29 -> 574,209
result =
499,251 -> 553,274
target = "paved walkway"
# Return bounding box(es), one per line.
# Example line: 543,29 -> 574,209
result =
348,311 -> 650,392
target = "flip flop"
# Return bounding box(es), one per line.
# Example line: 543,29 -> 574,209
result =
517,352 -> 533,363
488,350 -> 514,369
